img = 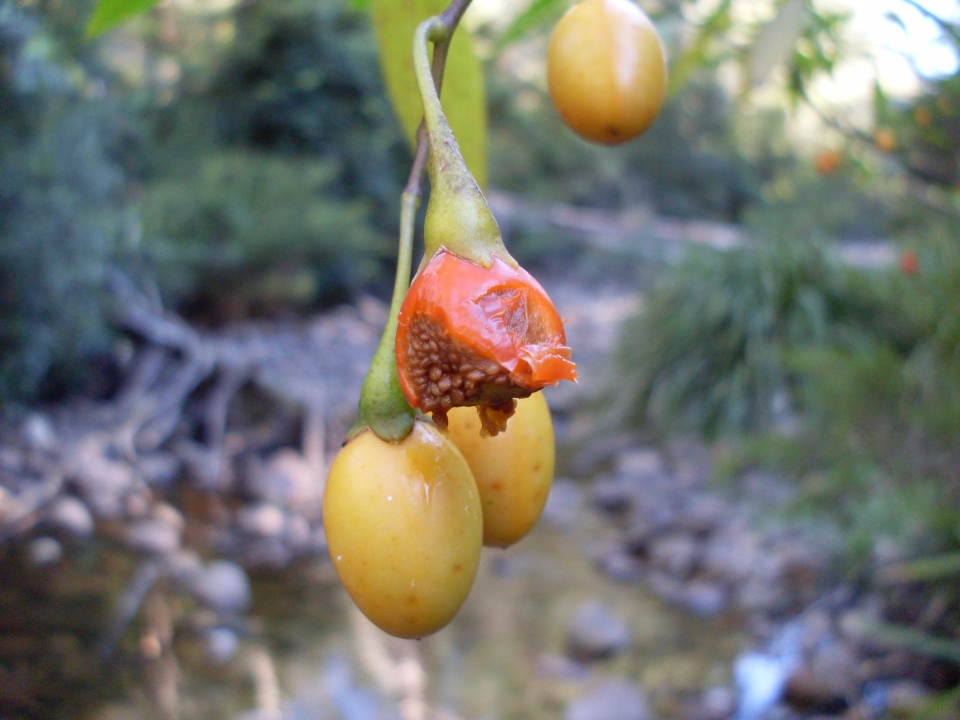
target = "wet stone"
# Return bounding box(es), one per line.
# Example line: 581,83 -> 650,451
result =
28,536 -> 62,565
189,560 -> 251,613
566,679 -> 652,720
124,517 -> 181,555
47,496 -> 94,538
567,599 -> 632,661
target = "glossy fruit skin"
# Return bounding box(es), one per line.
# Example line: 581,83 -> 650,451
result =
323,422 -> 482,638
547,0 -> 667,145
446,393 -> 555,548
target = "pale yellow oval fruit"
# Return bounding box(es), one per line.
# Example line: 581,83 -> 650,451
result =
547,0 -> 667,145
446,393 -> 555,548
323,422 -> 482,639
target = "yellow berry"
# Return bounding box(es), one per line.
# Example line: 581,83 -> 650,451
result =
446,393 -> 556,548
547,0 -> 667,145
323,422 -> 482,638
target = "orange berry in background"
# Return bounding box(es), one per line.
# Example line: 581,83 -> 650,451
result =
874,127 -> 898,153
547,0 -> 667,145
323,422 -> 482,638
446,393 -> 556,548
814,149 -> 842,176
900,251 -> 919,276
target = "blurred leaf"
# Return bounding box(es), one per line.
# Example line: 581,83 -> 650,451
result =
857,619 -> 960,665
669,0 -> 733,97
347,0 -> 372,11
749,0 -> 808,87
497,0 -> 567,48
370,0 -> 488,189
86,0 -> 160,38
880,552 -> 960,584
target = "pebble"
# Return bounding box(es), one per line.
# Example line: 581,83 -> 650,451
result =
203,626 -> 240,664
189,560 -> 251,612
28,536 -> 62,565
124,517 -> 181,555
47,496 -> 94,538
591,478 -> 636,514
541,478 -> 583,531
164,549 -> 204,585
566,679 -> 652,720
649,532 -> 700,578
536,653 -> 590,681
138,452 -> 181,486
237,503 -> 286,538
152,502 -> 185,532
21,413 -> 57,454
567,600 -> 632,661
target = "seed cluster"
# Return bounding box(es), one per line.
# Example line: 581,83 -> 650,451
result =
402,315 -> 522,429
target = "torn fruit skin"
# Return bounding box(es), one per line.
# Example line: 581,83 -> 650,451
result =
396,248 -> 577,436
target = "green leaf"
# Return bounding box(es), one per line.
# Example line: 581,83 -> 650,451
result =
370,0 -> 487,190
347,0 -> 372,12
86,0 -> 160,38
497,0 -> 567,49
668,0 -> 733,97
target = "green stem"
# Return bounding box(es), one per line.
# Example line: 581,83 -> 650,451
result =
413,18 -> 513,268
351,190 -> 418,443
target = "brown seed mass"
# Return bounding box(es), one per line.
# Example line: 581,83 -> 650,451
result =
400,315 -> 529,435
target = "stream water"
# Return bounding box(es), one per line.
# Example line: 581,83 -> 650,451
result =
1,490 -> 745,720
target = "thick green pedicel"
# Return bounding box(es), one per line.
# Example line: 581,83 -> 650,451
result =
413,18 -> 515,270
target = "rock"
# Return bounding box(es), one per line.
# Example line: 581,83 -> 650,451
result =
702,523 -> 760,582
164,549 -> 204,585
615,448 -> 664,478
124,517 -> 181,555
189,560 -> 251,613
536,653 -> 590,680
124,489 -> 152,518
541,478 -> 582,531
595,548 -> 645,583
286,514 -> 312,550
47,496 -> 94,538
203,626 -> 240,664
138,453 -> 181,486
783,662 -> 852,714
68,435 -> 138,518
700,686 -> 736,720
28,536 -> 61,565
591,477 -> 636,514
566,679 -> 652,720
255,449 -> 323,518
676,494 -> 727,536
22,413 -> 57,454
650,533 -> 700,578
151,502 -> 185,532
677,580 -> 728,618
567,600 -> 631,661
237,503 -> 286,538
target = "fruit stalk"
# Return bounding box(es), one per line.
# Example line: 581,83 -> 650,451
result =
413,15 -> 513,268
351,0 -> 477,443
